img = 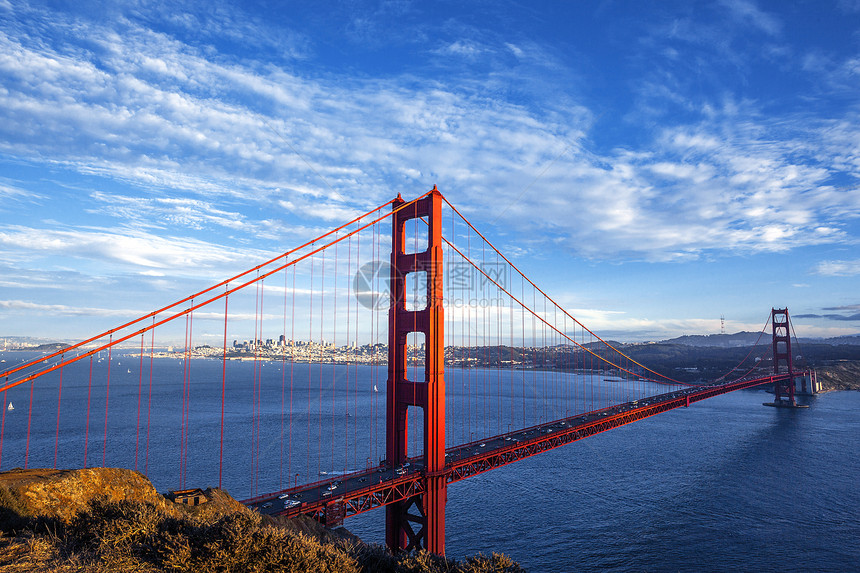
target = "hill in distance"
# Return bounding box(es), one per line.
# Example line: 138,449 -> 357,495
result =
660,332 -> 860,348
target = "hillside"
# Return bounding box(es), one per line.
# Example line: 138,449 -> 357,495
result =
814,360 -> 860,391
661,332 -> 860,347
445,339 -> 860,387
0,468 -> 521,573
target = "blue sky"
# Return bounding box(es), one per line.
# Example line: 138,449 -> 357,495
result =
1,0 -> 860,342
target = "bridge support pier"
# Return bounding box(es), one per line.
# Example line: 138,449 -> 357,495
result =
385,188 -> 447,555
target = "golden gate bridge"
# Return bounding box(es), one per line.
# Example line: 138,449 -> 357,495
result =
0,187 -> 814,555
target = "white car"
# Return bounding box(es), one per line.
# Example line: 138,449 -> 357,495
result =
278,493 -> 290,499
284,499 -> 301,508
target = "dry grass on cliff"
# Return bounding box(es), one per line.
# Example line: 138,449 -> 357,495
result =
0,499 -> 522,572
0,469 -> 523,573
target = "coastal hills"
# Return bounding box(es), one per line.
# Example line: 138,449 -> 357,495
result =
5,331 -> 859,390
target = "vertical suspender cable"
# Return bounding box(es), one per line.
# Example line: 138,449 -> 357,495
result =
523,273 -> 528,427
467,228 -> 471,443
307,250 -> 313,481
318,247 -> 325,477
180,309 -> 193,488
332,234 -> 339,473
290,263 -> 296,486
543,296 -> 547,424
532,285 -> 536,425
255,285 -> 263,494
345,234 -> 352,470
509,273 -> 515,433
85,355 -> 93,468
103,336 -> 112,468
0,389 -> 5,469
482,239 -> 487,438
281,260 -> 287,489
136,335 -> 144,471
368,228 -> 374,464
0,390 -> 5,469
146,319 -> 154,476
25,383 -> 33,469
497,249 -> 502,435
251,279 -> 261,495
220,288 -> 229,489
180,314 -> 188,485
54,355 -> 64,469
186,309 -> 193,487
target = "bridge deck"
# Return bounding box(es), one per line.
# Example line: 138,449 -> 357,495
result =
242,374 -> 792,524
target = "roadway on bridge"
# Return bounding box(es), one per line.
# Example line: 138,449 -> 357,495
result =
244,382 -> 736,517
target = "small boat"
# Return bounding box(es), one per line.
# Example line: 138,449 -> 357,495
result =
373,384 -> 378,392
127,369 -> 131,373
6,403 -> 12,412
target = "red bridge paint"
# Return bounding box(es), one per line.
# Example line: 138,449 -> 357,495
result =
386,188 -> 446,554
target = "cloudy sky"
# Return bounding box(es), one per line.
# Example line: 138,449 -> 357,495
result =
1,0 -> 859,342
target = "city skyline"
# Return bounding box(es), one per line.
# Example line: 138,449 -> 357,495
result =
2,1 -> 860,342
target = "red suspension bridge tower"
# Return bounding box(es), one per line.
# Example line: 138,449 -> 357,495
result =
771,308 -> 795,406
386,188 -> 447,553
766,307 -> 813,408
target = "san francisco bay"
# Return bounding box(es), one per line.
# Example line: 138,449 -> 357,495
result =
1,350 -> 857,571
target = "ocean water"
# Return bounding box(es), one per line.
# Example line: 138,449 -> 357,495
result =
348,389 -> 860,572
2,351 -> 858,572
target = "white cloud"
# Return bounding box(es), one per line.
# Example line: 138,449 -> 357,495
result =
439,41 -> 484,58
0,2 -> 859,270
0,181 -> 39,202
718,0 -> 782,36
815,259 -> 860,276
787,323 -> 859,338
0,225 -> 268,270
0,299 -> 140,317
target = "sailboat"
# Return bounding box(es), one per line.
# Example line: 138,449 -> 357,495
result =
6,402 -> 13,412
373,384 -> 378,392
